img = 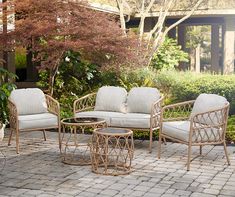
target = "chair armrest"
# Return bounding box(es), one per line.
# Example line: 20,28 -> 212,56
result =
73,93 -> 96,115
45,95 -> 60,118
162,100 -> 195,121
150,96 -> 164,129
189,103 -> 230,143
8,99 -> 18,130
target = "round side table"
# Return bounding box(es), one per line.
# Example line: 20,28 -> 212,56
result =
90,128 -> 134,176
60,117 -> 106,165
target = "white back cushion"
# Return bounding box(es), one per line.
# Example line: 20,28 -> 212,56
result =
94,86 -> 127,113
127,87 -> 161,114
190,94 -> 228,124
9,88 -> 48,115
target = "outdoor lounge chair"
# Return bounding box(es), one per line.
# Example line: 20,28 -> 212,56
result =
8,88 -> 60,154
158,93 -> 230,171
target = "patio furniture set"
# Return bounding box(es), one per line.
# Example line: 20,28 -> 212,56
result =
6,86 -> 230,174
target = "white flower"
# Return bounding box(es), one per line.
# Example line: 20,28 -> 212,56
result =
65,56 -> 70,62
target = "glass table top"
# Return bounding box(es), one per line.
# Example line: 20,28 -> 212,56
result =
61,117 -> 105,124
96,128 -> 131,134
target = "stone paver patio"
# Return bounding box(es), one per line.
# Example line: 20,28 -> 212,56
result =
0,130 -> 235,197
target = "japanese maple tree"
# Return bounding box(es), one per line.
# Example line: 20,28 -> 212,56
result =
0,0 -> 139,95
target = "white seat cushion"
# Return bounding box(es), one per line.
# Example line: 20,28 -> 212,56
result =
19,113 -> 58,130
110,113 -> 151,128
75,111 -> 124,125
162,121 -> 222,143
127,87 -> 160,114
94,86 -> 127,113
190,94 -> 228,124
76,111 -> 151,129
9,88 -> 48,115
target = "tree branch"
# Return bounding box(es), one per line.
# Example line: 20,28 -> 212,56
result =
116,0 -> 127,35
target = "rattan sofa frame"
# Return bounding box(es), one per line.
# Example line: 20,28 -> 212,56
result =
73,92 -> 164,152
158,100 -> 230,171
8,95 -> 61,154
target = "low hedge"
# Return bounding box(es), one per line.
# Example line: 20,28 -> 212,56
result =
155,70 -> 235,115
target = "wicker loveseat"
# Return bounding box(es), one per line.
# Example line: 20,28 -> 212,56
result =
73,86 -> 164,152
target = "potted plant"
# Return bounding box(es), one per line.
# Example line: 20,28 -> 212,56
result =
0,67 -> 17,141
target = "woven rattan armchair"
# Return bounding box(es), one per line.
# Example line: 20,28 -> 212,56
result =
8,88 -> 60,154
74,89 -> 164,152
158,94 -> 230,171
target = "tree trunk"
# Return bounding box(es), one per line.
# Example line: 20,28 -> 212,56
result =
195,44 -> 201,73
48,52 -> 64,96
116,0 -> 127,36
190,49 -> 196,71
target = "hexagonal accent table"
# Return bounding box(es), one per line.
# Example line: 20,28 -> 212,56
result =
90,128 -> 134,175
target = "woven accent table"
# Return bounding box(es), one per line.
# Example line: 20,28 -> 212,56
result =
90,128 -> 134,176
60,117 -> 106,165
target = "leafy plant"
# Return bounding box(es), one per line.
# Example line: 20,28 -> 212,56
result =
37,51 -> 116,118
119,67 -> 157,91
15,47 -> 27,69
151,37 -> 189,70
0,68 -> 17,124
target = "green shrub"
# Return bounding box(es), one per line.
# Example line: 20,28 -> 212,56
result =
15,47 -> 27,69
0,68 -> 17,124
37,51 -> 120,118
119,67 -> 157,91
151,37 -> 189,70
156,70 -> 235,114
227,115 -> 235,143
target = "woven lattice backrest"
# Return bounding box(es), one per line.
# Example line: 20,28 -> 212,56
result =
191,103 -> 229,143
74,93 -> 96,113
163,101 -> 195,121
151,96 -> 164,128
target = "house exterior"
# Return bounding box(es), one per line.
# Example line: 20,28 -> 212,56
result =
90,0 -> 235,74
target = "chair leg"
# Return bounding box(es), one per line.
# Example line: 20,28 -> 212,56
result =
223,141 -> 230,165
58,126 -> 62,154
42,130 -> 47,141
8,129 -> 14,146
187,144 -> 192,171
16,129 -> 20,154
158,134 -> 162,159
149,128 -> 153,153
199,145 -> 202,155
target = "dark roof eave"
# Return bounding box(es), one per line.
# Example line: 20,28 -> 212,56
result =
134,9 -> 235,18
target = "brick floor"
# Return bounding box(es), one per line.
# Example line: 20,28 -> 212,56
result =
0,130 -> 234,197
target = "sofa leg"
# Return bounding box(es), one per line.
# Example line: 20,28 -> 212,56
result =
42,130 -> 47,141
8,129 -> 14,146
58,126 -> 62,154
199,145 -> 202,155
223,141 -> 230,165
187,144 -> 192,171
16,129 -> 20,154
149,129 -> 153,153
163,137 -> 167,145
158,134 -> 162,159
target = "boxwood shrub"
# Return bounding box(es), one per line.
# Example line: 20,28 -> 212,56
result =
155,70 -> 235,115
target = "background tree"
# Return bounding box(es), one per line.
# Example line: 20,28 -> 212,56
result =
116,0 -> 205,65
0,0 -> 139,95
186,26 -> 211,72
